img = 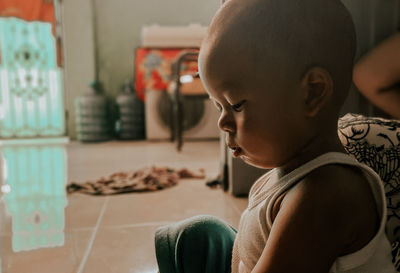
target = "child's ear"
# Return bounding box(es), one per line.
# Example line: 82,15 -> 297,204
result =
300,66 -> 333,117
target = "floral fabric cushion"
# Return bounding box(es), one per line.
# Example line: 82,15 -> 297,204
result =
338,113 -> 400,271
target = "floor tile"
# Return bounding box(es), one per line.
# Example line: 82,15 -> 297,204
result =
228,195 -> 249,214
67,141 -> 221,182
100,179 -> 241,229
64,194 -> 108,230
0,201 -> 12,236
1,140 -> 250,272
82,225 -> 161,273
1,229 -> 92,273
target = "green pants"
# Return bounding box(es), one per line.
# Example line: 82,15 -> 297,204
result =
154,215 -> 237,273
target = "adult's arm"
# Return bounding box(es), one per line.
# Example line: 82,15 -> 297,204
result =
353,33 -> 400,119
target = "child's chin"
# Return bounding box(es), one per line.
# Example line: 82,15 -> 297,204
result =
240,156 -> 270,170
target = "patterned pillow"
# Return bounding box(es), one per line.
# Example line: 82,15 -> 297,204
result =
338,113 -> 400,271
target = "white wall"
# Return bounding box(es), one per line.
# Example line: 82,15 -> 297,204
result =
93,0 -> 219,97
62,0 -> 219,139
61,0 -> 399,139
62,0 -> 96,138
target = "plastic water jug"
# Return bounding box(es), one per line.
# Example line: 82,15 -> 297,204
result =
75,81 -> 110,142
115,81 -> 145,140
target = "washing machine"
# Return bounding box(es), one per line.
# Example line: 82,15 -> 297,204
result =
145,89 -> 220,140
138,24 -> 219,140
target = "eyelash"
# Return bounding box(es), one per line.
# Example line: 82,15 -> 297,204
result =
231,100 -> 246,112
212,100 -> 246,113
213,101 -> 223,112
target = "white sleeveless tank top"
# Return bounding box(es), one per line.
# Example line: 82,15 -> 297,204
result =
231,152 -> 396,273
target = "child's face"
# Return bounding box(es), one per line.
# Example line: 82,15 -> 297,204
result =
199,44 -> 310,169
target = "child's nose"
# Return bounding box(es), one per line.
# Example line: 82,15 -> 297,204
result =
218,110 -> 236,133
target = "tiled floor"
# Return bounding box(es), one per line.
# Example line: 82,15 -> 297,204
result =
0,140 -> 248,273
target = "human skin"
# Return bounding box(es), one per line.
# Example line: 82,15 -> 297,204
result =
198,0 -> 380,272
199,0 -> 354,175
353,33 -> 400,119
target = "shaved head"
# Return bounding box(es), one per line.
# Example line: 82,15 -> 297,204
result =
200,0 -> 356,107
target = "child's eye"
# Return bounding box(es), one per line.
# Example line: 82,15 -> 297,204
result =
231,100 -> 246,112
212,100 -> 222,112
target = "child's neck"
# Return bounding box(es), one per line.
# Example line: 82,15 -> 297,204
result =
275,132 -> 346,179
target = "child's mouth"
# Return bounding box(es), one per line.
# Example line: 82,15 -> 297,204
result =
230,146 -> 242,157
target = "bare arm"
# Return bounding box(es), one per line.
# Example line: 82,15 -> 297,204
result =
251,166 -> 378,273
353,33 -> 400,119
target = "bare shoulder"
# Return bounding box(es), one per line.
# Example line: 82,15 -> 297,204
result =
252,164 -> 380,273
292,164 -> 375,203
284,164 -> 380,255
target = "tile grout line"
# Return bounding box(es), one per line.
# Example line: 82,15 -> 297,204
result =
76,196 -> 109,273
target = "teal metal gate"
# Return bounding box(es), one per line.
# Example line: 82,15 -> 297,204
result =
0,17 -> 64,138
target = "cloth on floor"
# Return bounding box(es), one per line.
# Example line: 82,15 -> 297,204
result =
66,166 -> 205,195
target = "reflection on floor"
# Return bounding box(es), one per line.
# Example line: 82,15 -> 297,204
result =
2,144 -> 67,253
0,140 -> 248,273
